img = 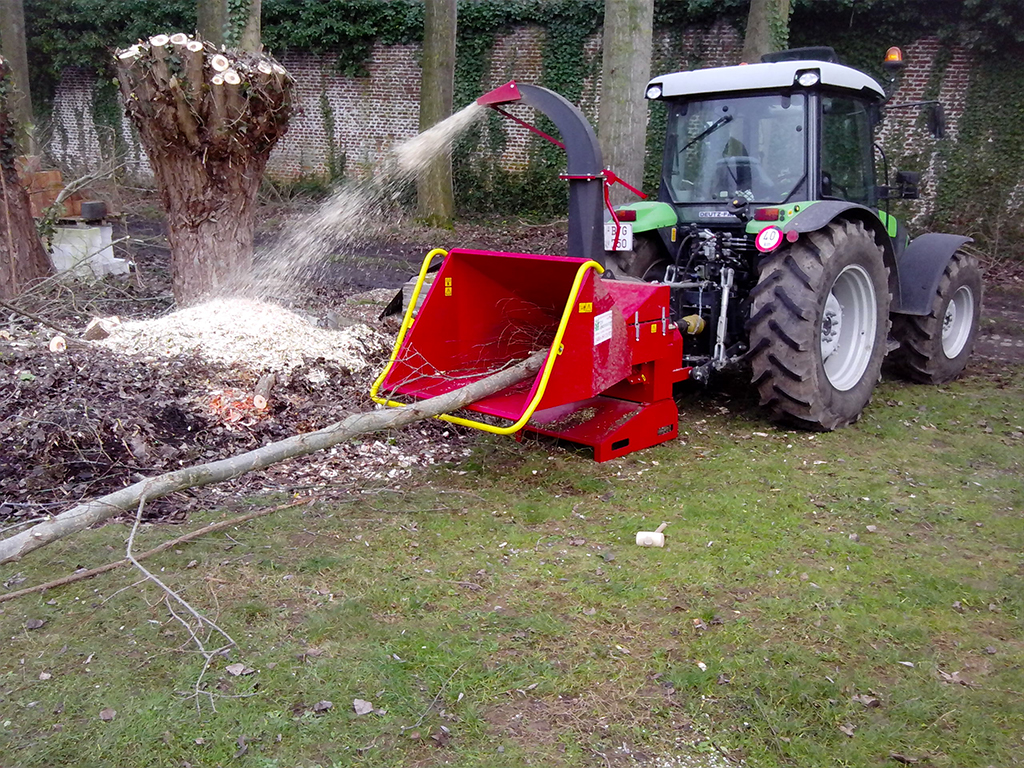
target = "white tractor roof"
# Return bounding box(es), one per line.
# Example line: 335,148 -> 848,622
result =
650,60 -> 886,101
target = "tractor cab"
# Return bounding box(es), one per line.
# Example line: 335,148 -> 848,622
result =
646,55 -> 886,229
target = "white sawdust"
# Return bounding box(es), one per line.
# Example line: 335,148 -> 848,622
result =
243,101 -> 487,300
96,298 -> 387,373
392,101 -> 486,176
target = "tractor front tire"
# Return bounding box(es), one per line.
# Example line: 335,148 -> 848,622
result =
616,234 -> 669,281
747,219 -> 890,430
889,251 -> 982,384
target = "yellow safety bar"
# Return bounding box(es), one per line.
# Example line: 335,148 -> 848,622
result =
370,249 -> 604,435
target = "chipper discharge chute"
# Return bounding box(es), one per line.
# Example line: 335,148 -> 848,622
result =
372,80 -> 689,461
372,247 -> 688,461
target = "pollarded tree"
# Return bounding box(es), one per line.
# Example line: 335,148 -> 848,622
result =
114,33 -> 294,304
0,54 -> 51,300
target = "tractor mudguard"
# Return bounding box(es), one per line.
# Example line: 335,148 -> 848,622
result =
612,201 -> 678,234
778,201 -> 898,297
891,233 -> 973,316
780,201 -> 886,240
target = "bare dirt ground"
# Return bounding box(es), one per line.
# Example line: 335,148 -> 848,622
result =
976,284 -> 1024,364
2,208 -> 1022,528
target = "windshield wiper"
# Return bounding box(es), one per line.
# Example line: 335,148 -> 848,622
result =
679,114 -> 734,155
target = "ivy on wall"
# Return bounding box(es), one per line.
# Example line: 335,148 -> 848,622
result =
933,56 -> 1024,258
18,0 -> 1024,257
22,0 -> 193,112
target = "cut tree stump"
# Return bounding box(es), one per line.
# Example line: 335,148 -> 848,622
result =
115,34 -> 294,305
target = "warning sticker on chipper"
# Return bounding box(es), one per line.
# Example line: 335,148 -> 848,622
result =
594,311 -> 613,345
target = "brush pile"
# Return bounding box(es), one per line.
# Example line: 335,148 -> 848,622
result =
0,295 -> 475,523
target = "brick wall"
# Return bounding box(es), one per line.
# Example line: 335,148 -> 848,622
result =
48,69 -> 151,177
874,36 -> 975,222
44,23 -> 970,210
274,44 -> 422,177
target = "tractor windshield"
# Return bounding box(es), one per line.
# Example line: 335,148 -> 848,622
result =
662,93 -> 807,205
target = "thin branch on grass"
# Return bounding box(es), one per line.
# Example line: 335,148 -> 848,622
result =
126,495 -> 237,648
126,495 -> 237,713
404,662 -> 466,731
0,350 -> 547,564
164,597 -> 234,713
0,500 -> 310,604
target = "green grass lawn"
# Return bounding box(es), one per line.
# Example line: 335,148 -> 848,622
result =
2,362 -> 1022,768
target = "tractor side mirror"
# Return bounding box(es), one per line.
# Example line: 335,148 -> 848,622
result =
895,170 -> 920,200
926,103 -> 946,139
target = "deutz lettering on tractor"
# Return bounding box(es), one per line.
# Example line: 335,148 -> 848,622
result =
373,47 -> 982,461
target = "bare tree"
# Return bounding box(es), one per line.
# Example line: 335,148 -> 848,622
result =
0,0 -> 33,153
741,0 -> 792,63
114,34 -> 294,304
416,0 -> 456,226
0,55 -> 51,300
597,0 -> 654,205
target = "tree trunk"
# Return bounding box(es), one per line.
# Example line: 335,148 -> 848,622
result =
597,0 -> 654,206
416,0 -> 456,226
0,0 -> 33,153
0,350 -> 547,564
237,0 -> 261,53
196,0 -> 227,47
0,55 -> 51,300
115,34 -> 294,305
741,0 -> 791,63
198,0 -> 260,50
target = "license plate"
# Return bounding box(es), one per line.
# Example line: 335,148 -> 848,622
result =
604,222 -> 633,251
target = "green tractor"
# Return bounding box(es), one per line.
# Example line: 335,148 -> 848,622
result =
378,48 -> 983,461
610,46 -> 982,429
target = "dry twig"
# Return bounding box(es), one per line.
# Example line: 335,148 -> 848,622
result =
0,500 -> 310,604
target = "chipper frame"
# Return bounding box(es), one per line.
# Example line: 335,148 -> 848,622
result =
372,82 -> 688,461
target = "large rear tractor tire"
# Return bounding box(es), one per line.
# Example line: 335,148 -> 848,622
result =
889,250 -> 982,384
747,219 -> 890,430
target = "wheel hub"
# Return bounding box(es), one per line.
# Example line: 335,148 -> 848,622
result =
820,293 -> 843,360
941,285 -> 975,358
820,265 -> 877,391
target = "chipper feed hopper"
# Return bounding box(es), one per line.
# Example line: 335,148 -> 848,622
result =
372,82 -> 690,461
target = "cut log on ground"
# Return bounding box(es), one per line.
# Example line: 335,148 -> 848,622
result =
253,372 -> 276,410
0,351 -> 547,564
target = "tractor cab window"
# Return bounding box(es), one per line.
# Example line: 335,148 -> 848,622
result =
820,94 -> 874,205
662,93 -> 806,205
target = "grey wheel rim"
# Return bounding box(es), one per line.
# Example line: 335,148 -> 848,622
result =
820,264 -> 877,391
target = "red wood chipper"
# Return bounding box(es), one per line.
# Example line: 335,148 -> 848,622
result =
372,82 -> 690,461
